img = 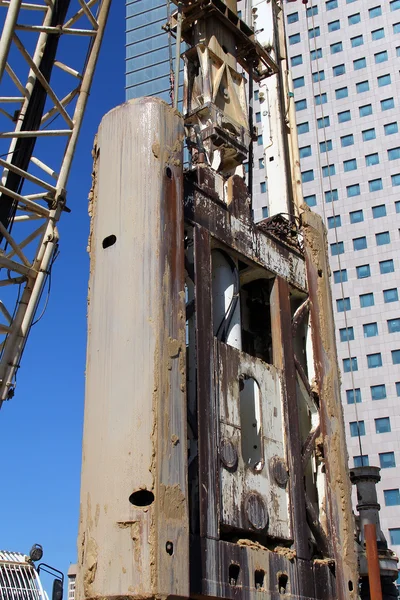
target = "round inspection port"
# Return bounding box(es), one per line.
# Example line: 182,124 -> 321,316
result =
129,489 -> 155,507
165,541 -> 174,555
166,166 -> 172,179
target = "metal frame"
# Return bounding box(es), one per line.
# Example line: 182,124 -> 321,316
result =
0,0 -> 111,404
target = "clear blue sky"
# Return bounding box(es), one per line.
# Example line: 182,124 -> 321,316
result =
0,1 -> 125,588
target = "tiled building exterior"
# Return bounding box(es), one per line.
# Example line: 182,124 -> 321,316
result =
125,0 -> 400,561
283,0 -> 400,557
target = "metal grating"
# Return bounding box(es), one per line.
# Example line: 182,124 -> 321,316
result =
0,552 -> 45,600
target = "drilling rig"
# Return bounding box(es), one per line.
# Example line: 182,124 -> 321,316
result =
0,0 -> 398,598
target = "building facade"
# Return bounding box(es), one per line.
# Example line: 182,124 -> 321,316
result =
283,0 -> 400,556
125,0 -> 400,560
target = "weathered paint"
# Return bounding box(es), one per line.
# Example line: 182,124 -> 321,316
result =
78,98 -> 189,600
301,207 -> 358,600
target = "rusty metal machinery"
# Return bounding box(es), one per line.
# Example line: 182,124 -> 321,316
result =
77,1 -> 358,600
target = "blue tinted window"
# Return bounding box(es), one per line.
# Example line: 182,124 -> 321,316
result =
350,210 -> 364,223
291,54 -> 303,67
369,178 -> 383,192
369,6 -> 382,17
307,5 -> 318,17
336,87 -> 348,99
364,322 -> 378,338
367,352 -> 382,368
375,418 -> 391,433
333,64 -> 346,76
376,231 -> 390,246
325,189 -> 338,202
353,236 -> 367,250
287,12 -> 299,24
318,116 -> 330,129
257,134 -> 263,146
328,20 -> 340,32
338,110 -> 351,123
304,194 -> 317,207
392,173 -> 400,186
380,260 -> 394,274
347,185 -> 360,198
331,241 -> 344,256
391,0 -> 400,10
340,327 -> 354,342
378,74 -> 391,87
375,51 -> 388,63
299,145 -> 312,158
354,58 -> 366,70
309,27 -> 320,39
320,140 -> 333,152
372,28 -> 385,40
256,112 -> 262,123
388,147 -> 400,160
326,0 -> 338,9
344,159 -> 357,172
343,357 -> 357,372
342,135 -> 354,147
337,297 -> 351,312
394,23 -> 400,33
356,80 -> 369,93
354,456 -> 369,467
348,13 -> 361,25
259,158 -> 264,169
315,93 -> 327,105
331,42 -> 343,54
357,265 -> 371,279
397,382 -> 400,396
351,35 -> 363,47
322,164 -> 335,177
396,201 -> 400,213
333,269 -> 347,283
384,122 -> 398,135
389,529 -> 400,545
260,182 -> 267,193
302,170 -> 314,183
346,388 -> 361,404
254,90 -> 259,101
393,349 -> 400,363
380,452 -> 396,469
328,215 -> 341,229
298,122 -> 309,134
388,318 -> 400,333
360,292 -> 374,307
311,48 -> 323,60
289,33 -> 301,45
384,490 -> 400,506
312,70 -> 325,83
293,76 -> 305,89
384,288 -> 399,303
359,104 -> 372,117
262,206 -> 269,219
371,384 -> 386,399
363,128 -> 376,141
350,421 -> 365,437
366,153 -> 379,166
382,98 -> 395,111
372,204 -> 386,218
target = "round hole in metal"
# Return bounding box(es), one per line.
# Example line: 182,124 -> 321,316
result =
102,234 -> 116,249
129,489 -> 154,507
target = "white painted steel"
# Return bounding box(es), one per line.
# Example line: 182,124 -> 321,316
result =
0,551 -> 46,600
211,250 -> 242,350
0,0 -> 112,404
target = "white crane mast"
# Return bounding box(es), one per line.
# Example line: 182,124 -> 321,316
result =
0,0 -> 110,405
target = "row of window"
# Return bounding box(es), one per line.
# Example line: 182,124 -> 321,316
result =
346,382 -> 400,403
302,152 -> 400,178
289,21 -> 400,45
350,416 -> 392,436
340,319 -> 400,342
331,232 -> 392,256
337,290 -> 399,312
325,205 -> 393,230
298,98 -> 396,136
342,349 -> 400,373
305,187 -> 400,211
302,172 -> 400,196
333,259 -> 396,285
353,452 -> 396,469
287,0 -> 400,23
292,43 -> 400,66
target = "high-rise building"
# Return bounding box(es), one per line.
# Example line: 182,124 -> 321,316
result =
124,0 -> 400,561
281,0 -> 400,556
67,564 -> 77,600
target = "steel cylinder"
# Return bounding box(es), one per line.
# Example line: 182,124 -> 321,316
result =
77,98 -> 188,600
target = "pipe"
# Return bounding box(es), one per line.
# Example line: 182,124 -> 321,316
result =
0,0 -> 23,85
364,524 -> 383,600
173,2 -> 182,110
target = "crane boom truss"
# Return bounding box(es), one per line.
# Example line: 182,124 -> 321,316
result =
0,0 -> 111,404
